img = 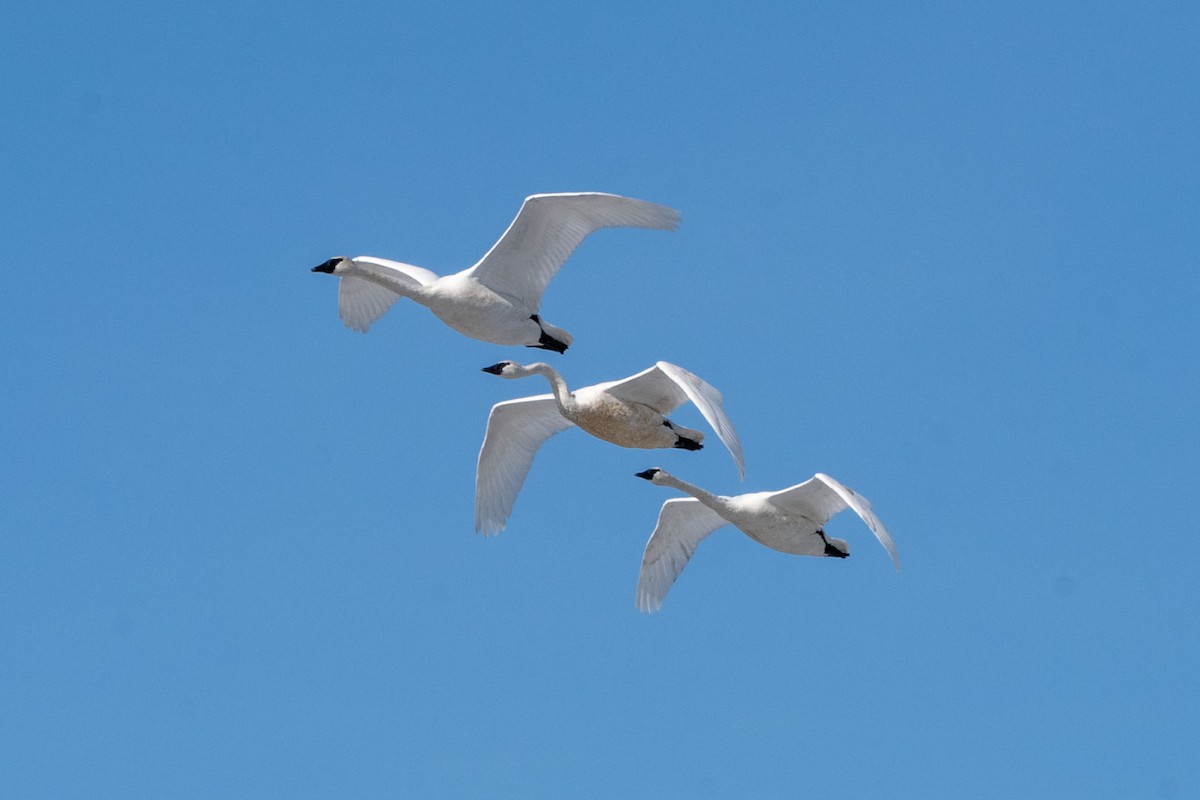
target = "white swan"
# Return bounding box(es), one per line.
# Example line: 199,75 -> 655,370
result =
475,361 -> 745,535
312,192 -> 680,352
633,468 -> 900,612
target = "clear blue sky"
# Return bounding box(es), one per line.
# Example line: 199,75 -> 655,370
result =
4,2 -> 1198,797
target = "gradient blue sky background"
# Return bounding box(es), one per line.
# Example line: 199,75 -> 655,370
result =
4,2 -> 1198,797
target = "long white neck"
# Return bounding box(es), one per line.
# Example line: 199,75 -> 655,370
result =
347,260 -> 432,304
654,471 -> 729,516
521,363 -> 575,413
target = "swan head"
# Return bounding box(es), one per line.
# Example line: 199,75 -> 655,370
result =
312,256 -> 351,274
481,361 -> 540,379
635,468 -> 665,483
481,360 -> 517,377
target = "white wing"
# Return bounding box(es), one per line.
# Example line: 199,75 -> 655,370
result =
354,256 -> 440,286
636,498 -> 729,612
465,193 -> 681,307
602,362 -> 745,479
338,277 -> 400,332
337,257 -> 440,332
767,475 -> 900,570
474,395 -> 576,536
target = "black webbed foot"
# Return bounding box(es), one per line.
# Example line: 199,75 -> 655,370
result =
815,529 -> 848,558
527,316 -> 568,353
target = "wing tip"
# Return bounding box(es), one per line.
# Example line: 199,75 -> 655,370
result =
522,192 -> 681,230
474,516 -> 507,537
653,207 -> 683,231
635,591 -> 663,614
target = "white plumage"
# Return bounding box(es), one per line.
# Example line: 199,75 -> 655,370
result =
475,361 -> 745,536
633,468 -> 900,612
312,192 -> 680,351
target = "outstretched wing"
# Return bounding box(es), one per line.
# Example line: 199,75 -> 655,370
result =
602,362 -> 746,479
474,395 -> 576,536
354,256 -> 440,286
337,257 -> 439,332
767,475 -> 900,570
636,498 -> 729,612
466,193 -> 681,307
338,277 -> 400,332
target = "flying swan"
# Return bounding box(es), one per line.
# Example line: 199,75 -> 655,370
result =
475,361 -> 745,535
311,192 -> 681,352
633,468 -> 900,612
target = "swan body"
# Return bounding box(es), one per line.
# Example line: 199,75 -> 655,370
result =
312,192 -> 681,351
475,361 -> 745,535
633,468 -> 900,612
